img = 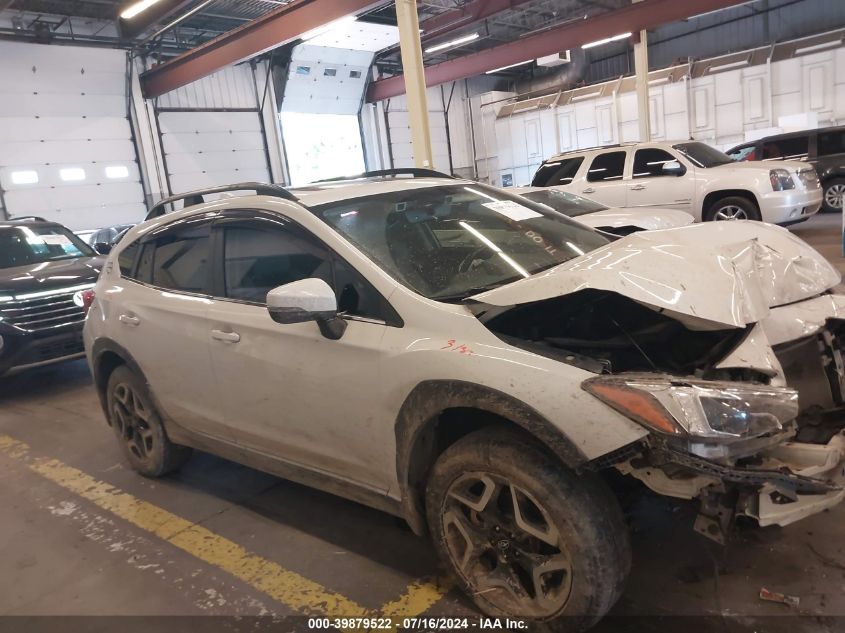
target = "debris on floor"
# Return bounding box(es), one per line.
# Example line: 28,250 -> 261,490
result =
759,587 -> 800,607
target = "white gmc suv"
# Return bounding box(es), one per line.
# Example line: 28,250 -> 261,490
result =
84,171 -> 845,632
532,141 -> 822,224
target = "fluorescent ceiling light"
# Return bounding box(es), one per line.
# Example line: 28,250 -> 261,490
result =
60,168 -> 86,182
648,76 -> 670,85
120,0 -> 162,19
794,40 -> 841,55
300,15 -> 357,42
105,165 -> 130,179
707,59 -> 749,73
425,32 -> 479,54
10,170 -> 38,185
582,32 -> 631,49
486,60 -> 532,74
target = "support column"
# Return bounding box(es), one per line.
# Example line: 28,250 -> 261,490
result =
395,0 -> 434,168
633,0 -> 651,141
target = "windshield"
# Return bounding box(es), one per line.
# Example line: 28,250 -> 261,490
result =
313,183 -> 609,301
0,225 -> 95,269
518,189 -> 607,217
672,142 -> 733,168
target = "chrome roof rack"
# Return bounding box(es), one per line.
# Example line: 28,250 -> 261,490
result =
145,182 -> 298,220
313,168 -> 457,183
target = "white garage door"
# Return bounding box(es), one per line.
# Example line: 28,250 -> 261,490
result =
0,41 -> 145,230
157,110 -> 271,193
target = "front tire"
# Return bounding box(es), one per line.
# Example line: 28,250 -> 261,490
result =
704,195 -> 761,222
106,365 -> 191,477
822,178 -> 845,213
425,427 -> 630,632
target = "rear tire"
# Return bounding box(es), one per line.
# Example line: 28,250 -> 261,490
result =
425,427 -> 630,633
822,178 -> 845,213
106,365 -> 191,477
704,195 -> 761,222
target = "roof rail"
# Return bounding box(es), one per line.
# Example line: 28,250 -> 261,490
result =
146,182 -> 298,220
313,168 -> 457,183
8,215 -> 48,222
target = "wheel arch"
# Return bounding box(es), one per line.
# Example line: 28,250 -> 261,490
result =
90,338 -> 148,423
702,189 -> 760,218
395,380 -> 588,535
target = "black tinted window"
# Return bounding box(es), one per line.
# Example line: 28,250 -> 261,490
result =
818,131 -> 845,157
151,224 -> 210,293
136,243 -> 154,284
223,225 -> 332,303
531,157 -> 584,186
222,223 -> 389,321
632,149 -> 681,178
761,136 -> 808,160
587,151 -> 626,182
118,240 -> 140,277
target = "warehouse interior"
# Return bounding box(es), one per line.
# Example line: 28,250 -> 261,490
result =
2,0 -> 845,631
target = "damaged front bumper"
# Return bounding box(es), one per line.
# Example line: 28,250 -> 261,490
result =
745,431 -> 845,527
617,431 -> 845,542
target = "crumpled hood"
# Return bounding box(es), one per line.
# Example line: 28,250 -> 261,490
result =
471,221 -> 840,330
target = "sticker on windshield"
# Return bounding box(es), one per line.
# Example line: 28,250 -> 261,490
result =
40,234 -> 73,246
482,200 -> 542,221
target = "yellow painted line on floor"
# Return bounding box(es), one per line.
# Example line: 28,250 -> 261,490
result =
0,433 -> 451,620
379,575 -> 455,618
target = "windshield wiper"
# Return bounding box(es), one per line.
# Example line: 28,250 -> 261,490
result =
433,281 -> 516,303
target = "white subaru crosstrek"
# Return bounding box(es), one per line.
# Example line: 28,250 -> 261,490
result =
532,141 -> 823,224
84,171 -> 845,631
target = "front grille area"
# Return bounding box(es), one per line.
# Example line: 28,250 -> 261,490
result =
17,335 -> 85,366
797,168 -> 820,189
0,287 -> 89,332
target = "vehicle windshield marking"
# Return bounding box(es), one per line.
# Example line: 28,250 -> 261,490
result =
312,183 -> 608,301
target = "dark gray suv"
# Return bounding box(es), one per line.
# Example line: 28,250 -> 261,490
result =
726,125 -> 845,212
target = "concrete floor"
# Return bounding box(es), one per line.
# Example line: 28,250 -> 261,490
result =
2,213 -> 845,631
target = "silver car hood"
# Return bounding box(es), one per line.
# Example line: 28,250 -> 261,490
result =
470,221 -> 840,330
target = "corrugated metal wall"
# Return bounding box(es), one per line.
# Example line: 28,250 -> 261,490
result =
151,62 -> 286,194
484,39 -> 845,187
585,0 -> 845,84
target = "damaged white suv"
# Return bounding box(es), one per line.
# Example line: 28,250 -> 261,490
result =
84,171 -> 845,632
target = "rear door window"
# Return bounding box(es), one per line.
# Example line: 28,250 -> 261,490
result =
149,223 -> 211,294
761,136 -> 809,160
531,157 -> 584,186
818,130 -> 845,157
586,151 -> 627,182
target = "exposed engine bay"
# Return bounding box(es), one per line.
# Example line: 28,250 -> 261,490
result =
484,289 -> 751,378
480,285 -> 845,544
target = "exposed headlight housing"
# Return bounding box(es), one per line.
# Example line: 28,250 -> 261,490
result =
583,375 -> 798,459
769,168 -> 795,191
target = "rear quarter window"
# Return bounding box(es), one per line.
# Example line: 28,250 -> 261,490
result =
117,240 -> 140,277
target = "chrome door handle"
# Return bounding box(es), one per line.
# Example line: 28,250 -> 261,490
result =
582,187 -> 596,194
118,314 -> 140,326
630,184 -> 646,191
211,329 -> 240,343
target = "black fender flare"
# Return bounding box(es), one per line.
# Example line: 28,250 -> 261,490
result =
89,338 -> 149,420
394,379 -> 587,534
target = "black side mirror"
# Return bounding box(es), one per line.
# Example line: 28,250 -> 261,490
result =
93,242 -> 112,255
